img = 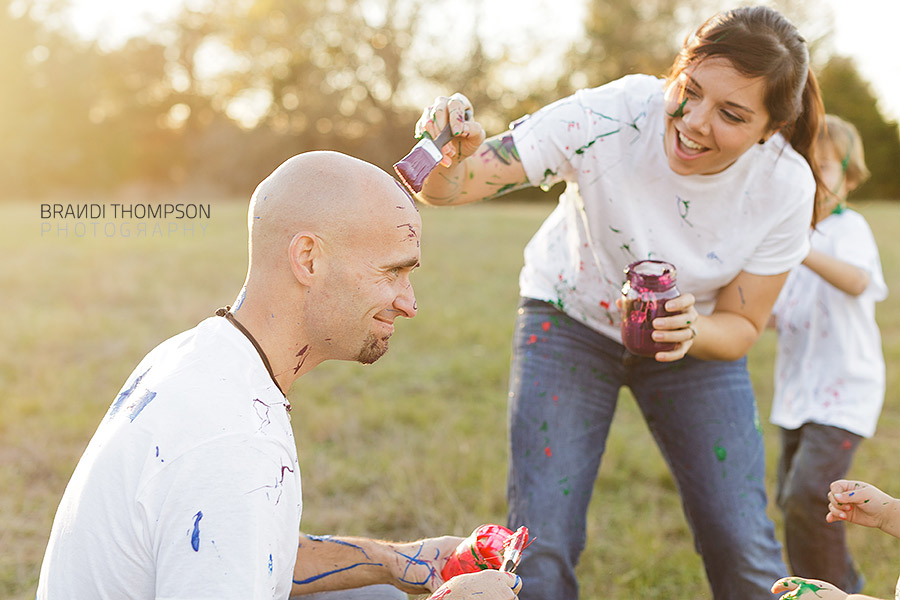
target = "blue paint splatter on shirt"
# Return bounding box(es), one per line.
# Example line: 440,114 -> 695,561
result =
268,553 -> 273,574
108,367 -> 151,418
191,511 -> 203,552
128,389 -> 157,422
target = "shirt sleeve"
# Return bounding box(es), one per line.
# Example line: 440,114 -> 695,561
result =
511,94 -> 589,189
141,435 -> 300,600
510,75 -> 661,190
741,147 -> 815,276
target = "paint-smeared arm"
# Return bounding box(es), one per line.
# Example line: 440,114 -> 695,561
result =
413,94 -> 531,206
650,270 -> 787,362
290,534 -> 462,596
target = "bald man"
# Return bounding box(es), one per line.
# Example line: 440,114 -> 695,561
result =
37,152 -> 521,600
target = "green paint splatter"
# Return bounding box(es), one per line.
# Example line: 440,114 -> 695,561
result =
667,96 -> 688,118
714,438 -> 727,462
540,421 -> 548,432
785,578 -> 827,597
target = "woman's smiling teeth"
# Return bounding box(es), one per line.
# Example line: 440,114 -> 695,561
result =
679,131 -> 707,151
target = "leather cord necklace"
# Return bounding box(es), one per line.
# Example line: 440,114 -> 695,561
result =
215,307 -> 290,413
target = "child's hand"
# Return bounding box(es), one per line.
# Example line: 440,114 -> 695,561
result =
771,577 -> 847,599
827,480 -> 900,535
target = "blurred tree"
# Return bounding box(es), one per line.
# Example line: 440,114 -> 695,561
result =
3,0 -> 897,200
817,55 -> 900,200
206,0 -> 427,175
0,0 -> 182,196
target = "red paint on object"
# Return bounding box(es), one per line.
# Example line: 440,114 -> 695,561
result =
541,321 -> 551,331
526,334 -> 538,345
544,447 -> 552,457
430,587 -> 452,600
440,524 -> 529,581
842,439 -> 852,450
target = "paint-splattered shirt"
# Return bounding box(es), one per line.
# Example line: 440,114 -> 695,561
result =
37,317 -> 301,599
771,208 -> 887,437
511,74 -> 815,341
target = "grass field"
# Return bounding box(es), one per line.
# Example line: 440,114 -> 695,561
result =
2,198 -> 898,599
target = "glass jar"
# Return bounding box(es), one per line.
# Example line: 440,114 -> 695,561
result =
620,260 -> 680,357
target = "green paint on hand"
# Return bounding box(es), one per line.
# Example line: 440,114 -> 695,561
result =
788,578 -> 827,597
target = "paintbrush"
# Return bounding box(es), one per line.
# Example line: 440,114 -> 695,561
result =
394,109 -> 471,194
499,526 -> 529,573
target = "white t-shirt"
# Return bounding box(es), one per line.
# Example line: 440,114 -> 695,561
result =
770,209 -> 888,437
38,317 -> 302,600
511,74 -> 815,341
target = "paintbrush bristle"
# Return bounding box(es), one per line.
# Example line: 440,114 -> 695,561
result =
394,125 -> 454,193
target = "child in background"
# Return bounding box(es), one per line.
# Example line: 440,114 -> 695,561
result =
771,479 -> 900,600
770,114 -> 888,593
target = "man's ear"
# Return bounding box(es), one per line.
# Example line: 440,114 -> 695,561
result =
288,232 -> 320,285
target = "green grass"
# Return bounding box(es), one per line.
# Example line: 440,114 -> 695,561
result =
2,198 -> 898,599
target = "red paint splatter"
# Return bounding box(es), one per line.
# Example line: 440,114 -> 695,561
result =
841,439 -> 852,450
552,395 -> 559,404
541,321 -> 551,332
526,334 -> 538,345
544,447 -> 552,457
599,300 -> 610,310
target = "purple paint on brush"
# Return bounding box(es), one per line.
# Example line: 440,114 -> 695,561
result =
393,125 -> 454,193
394,109 -> 472,193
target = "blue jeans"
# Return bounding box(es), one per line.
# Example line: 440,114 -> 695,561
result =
776,423 -> 864,593
506,299 -> 786,599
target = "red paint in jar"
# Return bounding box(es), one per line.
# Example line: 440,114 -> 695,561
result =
620,260 -> 680,357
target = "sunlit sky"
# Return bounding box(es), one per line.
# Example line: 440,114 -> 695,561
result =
55,0 -> 900,122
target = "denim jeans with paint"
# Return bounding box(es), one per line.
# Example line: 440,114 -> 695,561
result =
776,423 -> 864,594
506,299 -> 786,600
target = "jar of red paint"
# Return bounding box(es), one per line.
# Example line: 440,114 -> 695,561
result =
620,260 -> 680,357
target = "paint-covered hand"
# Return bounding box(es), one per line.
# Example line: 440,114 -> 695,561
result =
827,480 -> 900,537
428,570 -> 522,599
415,93 -> 485,167
771,577 -> 847,599
388,536 -> 464,594
615,292 -> 699,362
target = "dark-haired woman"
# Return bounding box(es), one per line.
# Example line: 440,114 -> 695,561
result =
411,6 -> 824,599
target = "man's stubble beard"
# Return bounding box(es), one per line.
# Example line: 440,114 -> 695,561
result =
356,332 -> 390,365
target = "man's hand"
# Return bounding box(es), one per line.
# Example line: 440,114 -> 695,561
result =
429,570 -> 522,599
771,577 -> 847,599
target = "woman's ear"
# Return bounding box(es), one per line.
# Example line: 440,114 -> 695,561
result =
760,123 -> 784,144
288,232 -> 319,285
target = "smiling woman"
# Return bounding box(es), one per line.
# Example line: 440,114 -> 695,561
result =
663,58 -> 775,176
408,5 -> 825,600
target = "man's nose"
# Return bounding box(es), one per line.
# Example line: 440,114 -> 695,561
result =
393,283 -> 417,319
